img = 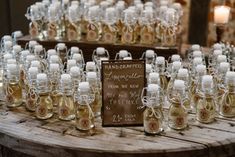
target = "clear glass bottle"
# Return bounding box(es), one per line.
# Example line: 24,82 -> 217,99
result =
92,47 -> 110,63
5,64 -> 23,107
155,57 -> 168,91
58,74 -> 75,120
86,6 -> 102,41
115,2 -> 125,42
141,84 -> 164,135
115,50 -> 132,60
67,5 -> 81,41
35,73 -> 53,119
168,80 -> 188,130
34,45 -> 45,60
75,82 -> 95,131
86,72 -> 101,116
25,67 -> 38,111
220,72 -> 235,117
140,50 -> 156,65
196,75 -> 216,123
102,7 -> 118,43
55,43 -> 67,65
47,5 -> 59,40
66,59 -> 77,72
139,9 -> 155,45
121,9 -> 136,44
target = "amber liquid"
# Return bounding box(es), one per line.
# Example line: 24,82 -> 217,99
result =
75,103 -> 95,131
196,94 -> 215,123
67,22 -> 80,41
36,92 -> 53,120
140,25 -> 155,45
29,22 -> 39,39
47,22 -> 58,40
102,24 -> 117,44
144,107 -> 163,135
220,90 -> 235,117
168,99 -> 188,130
121,25 -> 136,44
58,95 -> 75,120
6,82 -> 23,107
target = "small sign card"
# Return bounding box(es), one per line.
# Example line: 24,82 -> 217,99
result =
101,60 -> 146,126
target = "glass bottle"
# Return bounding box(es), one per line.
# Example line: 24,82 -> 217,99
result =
115,50 -> 132,60
141,84 -> 164,135
155,57 -> 168,91
75,82 -> 95,131
86,6 -> 102,42
121,9 -> 136,44
67,5 -> 81,41
55,43 -> 67,65
140,9 -> 155,45
5,64 -> 23,107
35,73 -> 53,119
220,72 -> 235,117
140,50 -> 156,65
47,5 -> 59,40
34,45 -> 45,60
25,67 -> 38,111
196,75 -> 216,123
146,64 -> 153,80
92,47 -> 110,63
167,54 -> 181,75
115,2 -> 125,42
168,80 -> 188,130
86,72 -> 101,116
102,7 -> 118,43
58,74 -> 75,120
70,66 -> 82,95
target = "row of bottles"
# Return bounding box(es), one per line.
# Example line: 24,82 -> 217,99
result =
26,0 -> 182,46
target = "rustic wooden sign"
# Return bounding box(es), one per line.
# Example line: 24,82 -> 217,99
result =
101,60 -> 146,126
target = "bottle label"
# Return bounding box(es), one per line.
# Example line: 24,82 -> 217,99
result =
6,94 -> 13,104
47,23 -> 57,39
123,32 -> 133,43
29,22 -> 39,38
174,116 -> 186,128
103,32 -> 114,42
142,33 -> 153,43
26,91 -> 37,110
198,108 -> 210,121
59,106 -> 69,118
87,30 -> 98,41
36,105 -> 48,117
144,119 -> 160,133
222,105 -> 232,115
67,29 -> 77,40
79,118 -> 91,130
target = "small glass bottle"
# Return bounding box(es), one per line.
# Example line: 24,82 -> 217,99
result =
92,47 -> 110,63
168,80 -> 188,130
86,6 -> 102,42
115,50 -> 132,60
196,75 -> 216,123
155,57 -> 168,91
220,72 -> 235,117
25,67 -> 38,111
139,9 -> 155,45
140,50 -> 156,65
86,72 -> 101,116
121,9 -> 136,44
75,82 -> 95,131
167,54 -> 181,75
102,7 -> 118,43
35,73 -> 53,119
47,5 -> 59,40
27,5 -> 41,39
5,64 -> 23,107
55,43 -> 67,65
142,84 -> 164,135
67,5 -> 81,41
34,45 -> 45,60
58,74 -> 75,120
70,66 -> 82,95
115,2 -> 125,42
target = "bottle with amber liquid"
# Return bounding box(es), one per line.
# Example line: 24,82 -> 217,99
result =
196,75 -> 216,123
139,9 -> 155,45
86,72 -> 101,116
220,72 -> 235,117
66,5 -> 81,41
142,84 -> 164,135
35,73 -> 53,119
115,2 -> 125,42
168,80 -> 188,130
5,64 -> 23,107
102,7 -> 118,44
58,74 -> 75,120
155,57 -> 168,92
47,5 -> 59,40
27,5 -> 41,39
121,9 -> 136,44
75,82 -> 95,131
25,67 -> 38,111
86,6 -> 102,42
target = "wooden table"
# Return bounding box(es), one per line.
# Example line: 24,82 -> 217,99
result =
0,104 -> 235,157
17,35 -> 179,62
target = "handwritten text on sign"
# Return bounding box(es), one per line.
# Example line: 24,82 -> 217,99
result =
102,60 -> 145,126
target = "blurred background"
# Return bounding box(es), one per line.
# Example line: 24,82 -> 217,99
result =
0,0 -> 234,46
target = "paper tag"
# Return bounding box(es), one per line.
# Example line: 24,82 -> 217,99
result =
67,29 -> 77,40
142,33 -> 153,43
198,108 -> 210,121
173,116 -> 186,128
87,30 -> 98,41
79,118 -> 91,130
144,119 -> 160,133
36,105 -> 48,117
103,32 -> 114,42
222,105 -> 232,115
59,106 -> 69,118
123,32 -> 133,43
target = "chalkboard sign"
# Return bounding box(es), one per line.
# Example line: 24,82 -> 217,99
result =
101,60 -> 146,126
